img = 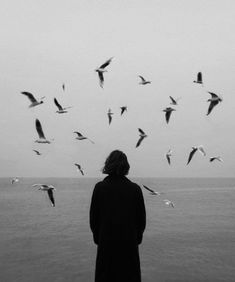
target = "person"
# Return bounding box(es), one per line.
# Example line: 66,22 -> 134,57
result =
89,150 -> 146,282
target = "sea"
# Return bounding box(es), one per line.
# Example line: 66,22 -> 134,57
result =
0,177 -> 235,282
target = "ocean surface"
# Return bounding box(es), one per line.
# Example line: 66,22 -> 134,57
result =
0,177 -> 235,282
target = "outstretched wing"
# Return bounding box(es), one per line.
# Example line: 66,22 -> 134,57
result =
166,154 -> 171,165
208,92 -> 219,99
169,96 -> 177,104
143,185 -> 154,193
197,72 -> 202,83
165,111 -> 172,124
35,119 -> 46,139
74,131 -> 83,137
21,92 -> 37,103
98,71 -> 104,88
136,136 -> 144,148
138,128 -> 145,135
108,113 -> 112,124
139,75 -> 146,82
54,98 -> 63,111
207,100 -> 219,115
198,146 -> 206,156
47,189 -> 55,207
187,148 -> 197,165
99,57 -> 113,69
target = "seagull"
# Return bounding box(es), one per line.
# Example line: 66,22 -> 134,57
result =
32,184 -> 56,207
54,98 -> 72,113
35,119 -> 51,144
11,177 -> 19,184
107,108 -> 114,125
210,156 -> 223,162
163,107 -> 176,124
95,57 -> 113,88
164,199 -> 175,208
207,92 -> 222,115
120,106 -> 127,116
136,128 -> 147,148
193,72 -> 203,85
169,96 -> 180,105
74,163 -> 84,175
166,149 -> 172,165
187,145 -> 206,165
142,185 -> 162,195
33,149 -> 41,156
21,92 -> 45,108
73,132 -> 94,143
62,83 -> 65,91
138,75 -> 151,85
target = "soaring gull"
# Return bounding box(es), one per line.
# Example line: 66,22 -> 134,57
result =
54,98 -> 72,114
136,128 -> 147,148
138,75 -> 151,85
35,119 -> 51,144
33,149 -> 41,156
74,163 -> 84,175
11,177 -> 19,184
21,92 -> 45,108
107,108 -> 114,125
166,149 -> 172,165
142,185 -> 162,195
207,92 -> 222,115
163,107 -> 176,124
32,184 -> 56,207
164,199 -> 175,208
187,145 -> 206,165
73,132 -> 94,143
210,156 -> 223,162
120,106 -> 127,116
193,72 -> 203,85
95,57 -> 113,88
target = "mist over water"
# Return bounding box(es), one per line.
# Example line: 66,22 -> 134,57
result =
1,177 -> 235,282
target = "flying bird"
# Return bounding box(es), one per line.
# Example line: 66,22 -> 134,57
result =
54,98 -> 72,113
35,119 -> 51,144
33,149 -> 41,156
164,199 -> 175,208
187,145 -> 206,165
163,107 -> 176,124
166,149 -> 172,165
207,92 -> 222,115
32,184 -> 56,207
21,92 -> 45,108
142,185 -> 162,195
136,128 -> 147,148
193,72 -> 203,85
95,57 -> 113,88
62,83 -> 65,91
138,75 -> 151,85
169,96 -> 180,105
120,106 -> 127,116
73,132 -> 94,143
210,156 -> 223,162
11,177 -> 19,184
74,163 -> 84,175
107,108 -> 114,125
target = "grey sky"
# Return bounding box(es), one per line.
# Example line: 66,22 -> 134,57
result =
0,0 -> 234,177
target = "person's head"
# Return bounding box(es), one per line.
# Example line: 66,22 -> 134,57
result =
102,150 -> 130,176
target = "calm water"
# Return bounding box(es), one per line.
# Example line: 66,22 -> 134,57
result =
0,177 -> 235,282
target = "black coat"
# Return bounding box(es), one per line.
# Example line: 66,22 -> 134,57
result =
89,175 -> 146,282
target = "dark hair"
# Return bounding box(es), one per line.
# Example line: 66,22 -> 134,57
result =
102,150 -> 130,176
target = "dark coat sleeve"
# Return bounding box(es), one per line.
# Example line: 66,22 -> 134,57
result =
135,186 -> 146,245
89,183 -> 100,244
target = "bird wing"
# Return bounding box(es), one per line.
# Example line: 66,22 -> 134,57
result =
35,119 -> 46,139
99,57 -> 113,69
208,92 -> 219,99
33,150 -> 40,155
210,157 -> 215,162
98,71 -> 104,88
169,96 -> 177,104
79,168 -> 84,175
21,92 -> 37,103
143,185 -> 154,193
138,128 -> 145,135
32,184 -> 44,187
207,100 -> 219,115
47,189 -> 55,207
136,136 -> 144,148
187,148 -> 197,165
74,132 -> 83,137
108,113 -> 112,124
139,75 -> 146,82
75,163 -> 81,169
166,154 -> 171,165
165,111 -> 172,123
197,72 -> 202,83
54,98 -> 63,110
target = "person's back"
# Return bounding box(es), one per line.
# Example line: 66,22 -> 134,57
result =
89,150 -> 146,282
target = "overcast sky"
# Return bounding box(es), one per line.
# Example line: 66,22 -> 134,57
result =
0,0 -> 234,177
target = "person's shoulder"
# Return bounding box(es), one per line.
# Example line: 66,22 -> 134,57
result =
125,178 -> 142,190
